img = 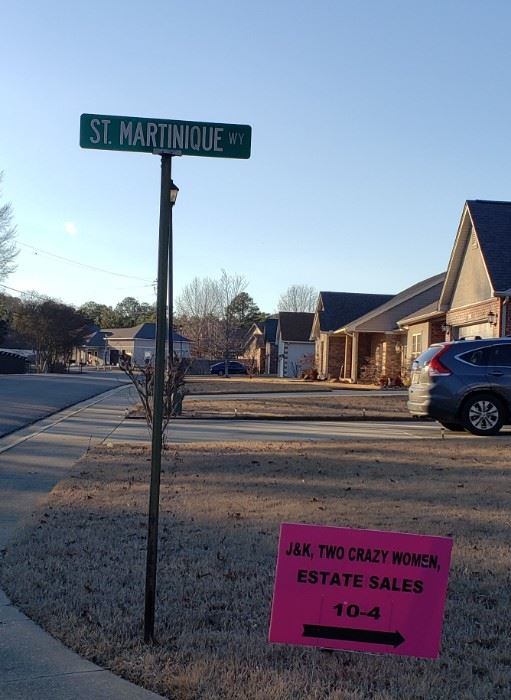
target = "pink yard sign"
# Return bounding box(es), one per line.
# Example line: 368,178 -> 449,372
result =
269,523 -> 453,659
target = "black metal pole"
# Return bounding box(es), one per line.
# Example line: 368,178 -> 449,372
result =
144,153 -> 172,643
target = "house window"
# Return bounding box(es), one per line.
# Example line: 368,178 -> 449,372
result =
411,333 -> 422,359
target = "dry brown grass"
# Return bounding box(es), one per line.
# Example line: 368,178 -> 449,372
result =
2,439 -> 511,699
185,376 -> 378,395
182,394 -> 409,420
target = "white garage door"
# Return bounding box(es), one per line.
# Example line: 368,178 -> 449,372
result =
455,322 -> 492,339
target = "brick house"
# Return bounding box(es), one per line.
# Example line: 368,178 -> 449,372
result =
275,312 -> 315,378
241,316 -> 279,374
311,291 -> 393,379
439,200 -> 511,340
333,273 -> 446,383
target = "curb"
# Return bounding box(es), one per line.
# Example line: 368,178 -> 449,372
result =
126,414 -> 428,423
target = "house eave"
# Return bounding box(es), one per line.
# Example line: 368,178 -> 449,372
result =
397,310 -> 445,327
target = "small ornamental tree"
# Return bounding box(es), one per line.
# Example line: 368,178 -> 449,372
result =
119,353 -> 190,440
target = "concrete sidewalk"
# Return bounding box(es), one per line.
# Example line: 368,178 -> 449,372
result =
0,386 -> 164,700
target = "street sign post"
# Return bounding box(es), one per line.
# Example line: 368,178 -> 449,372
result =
80,111 -> 251,643
80,113 -> 251,159
269,523 -> 453,659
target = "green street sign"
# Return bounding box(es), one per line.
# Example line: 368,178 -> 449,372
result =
80,113 -> 251,159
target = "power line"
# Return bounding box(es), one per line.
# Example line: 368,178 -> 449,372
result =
18,241 -> 153,282
0,282 -> 25,295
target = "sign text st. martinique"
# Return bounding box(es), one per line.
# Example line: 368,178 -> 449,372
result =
80,113 -> 251,159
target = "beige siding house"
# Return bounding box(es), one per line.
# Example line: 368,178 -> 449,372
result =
398,199 -> 511,366
103,323 -> 191,365
439,200 -> 511,340
397,302 -> 446,370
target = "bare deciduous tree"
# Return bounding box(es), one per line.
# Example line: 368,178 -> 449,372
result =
0,173 -> 19,282
176,276 -> 220,358
216,270 -> 247,372
278,284 -> 317,312
176,271 -> 249,365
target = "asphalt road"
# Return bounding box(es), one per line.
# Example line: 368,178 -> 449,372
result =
0,372 -> 128,438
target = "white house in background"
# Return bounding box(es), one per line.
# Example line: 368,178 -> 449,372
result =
275,312 -> 315,378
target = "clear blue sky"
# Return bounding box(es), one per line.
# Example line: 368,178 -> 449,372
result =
2,1 -> 511,313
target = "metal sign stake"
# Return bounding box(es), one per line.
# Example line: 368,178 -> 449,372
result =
144,153 -> 172,643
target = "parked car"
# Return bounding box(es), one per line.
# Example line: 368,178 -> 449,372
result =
210,360 -> 248,376
408,338 -> 511,435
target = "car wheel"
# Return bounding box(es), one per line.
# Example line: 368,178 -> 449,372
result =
461,393 -> 505,436
218,369 -> 224,376
439,422 -> 465,432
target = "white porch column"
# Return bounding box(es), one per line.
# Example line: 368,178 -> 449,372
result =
351,332 -> 359,383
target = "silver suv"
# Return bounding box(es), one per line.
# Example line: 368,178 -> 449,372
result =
408,338 -> 511,435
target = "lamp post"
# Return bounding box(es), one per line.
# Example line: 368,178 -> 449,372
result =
168,180 -> 179,367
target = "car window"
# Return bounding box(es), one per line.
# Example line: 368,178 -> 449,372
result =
488,344 -> 511,367
412,345 -> 447,369
458,347 -> 491,366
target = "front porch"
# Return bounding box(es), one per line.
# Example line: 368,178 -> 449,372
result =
341,331 -> 406,384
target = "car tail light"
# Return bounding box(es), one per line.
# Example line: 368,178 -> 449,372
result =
428,345 -> 452,376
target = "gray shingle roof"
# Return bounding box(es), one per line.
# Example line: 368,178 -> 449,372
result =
103,323 -> 189,342
317,291 -> 394,332
467,200 -> 511,292
81,325 -> 106,348
343,273 -> 446,332
278,312 -> 314,341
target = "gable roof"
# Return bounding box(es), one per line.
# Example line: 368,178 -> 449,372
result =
339,273 -> 446,333
277,312 -> 314,342
80,325 -> 107,348
103,322 -> 190,342
440,200 -> 511,307
467,200 -> 511,293
315,291 -> 395,333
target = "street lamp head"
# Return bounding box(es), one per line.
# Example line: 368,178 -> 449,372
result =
170,180 -> 179,205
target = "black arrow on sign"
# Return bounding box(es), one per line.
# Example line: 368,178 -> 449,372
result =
303,624 -> 405,647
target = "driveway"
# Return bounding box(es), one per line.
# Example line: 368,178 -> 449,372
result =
0,373 -> 128,438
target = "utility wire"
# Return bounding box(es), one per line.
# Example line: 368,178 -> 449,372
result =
18,241 -> 153,283
0,282 -> 26,295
